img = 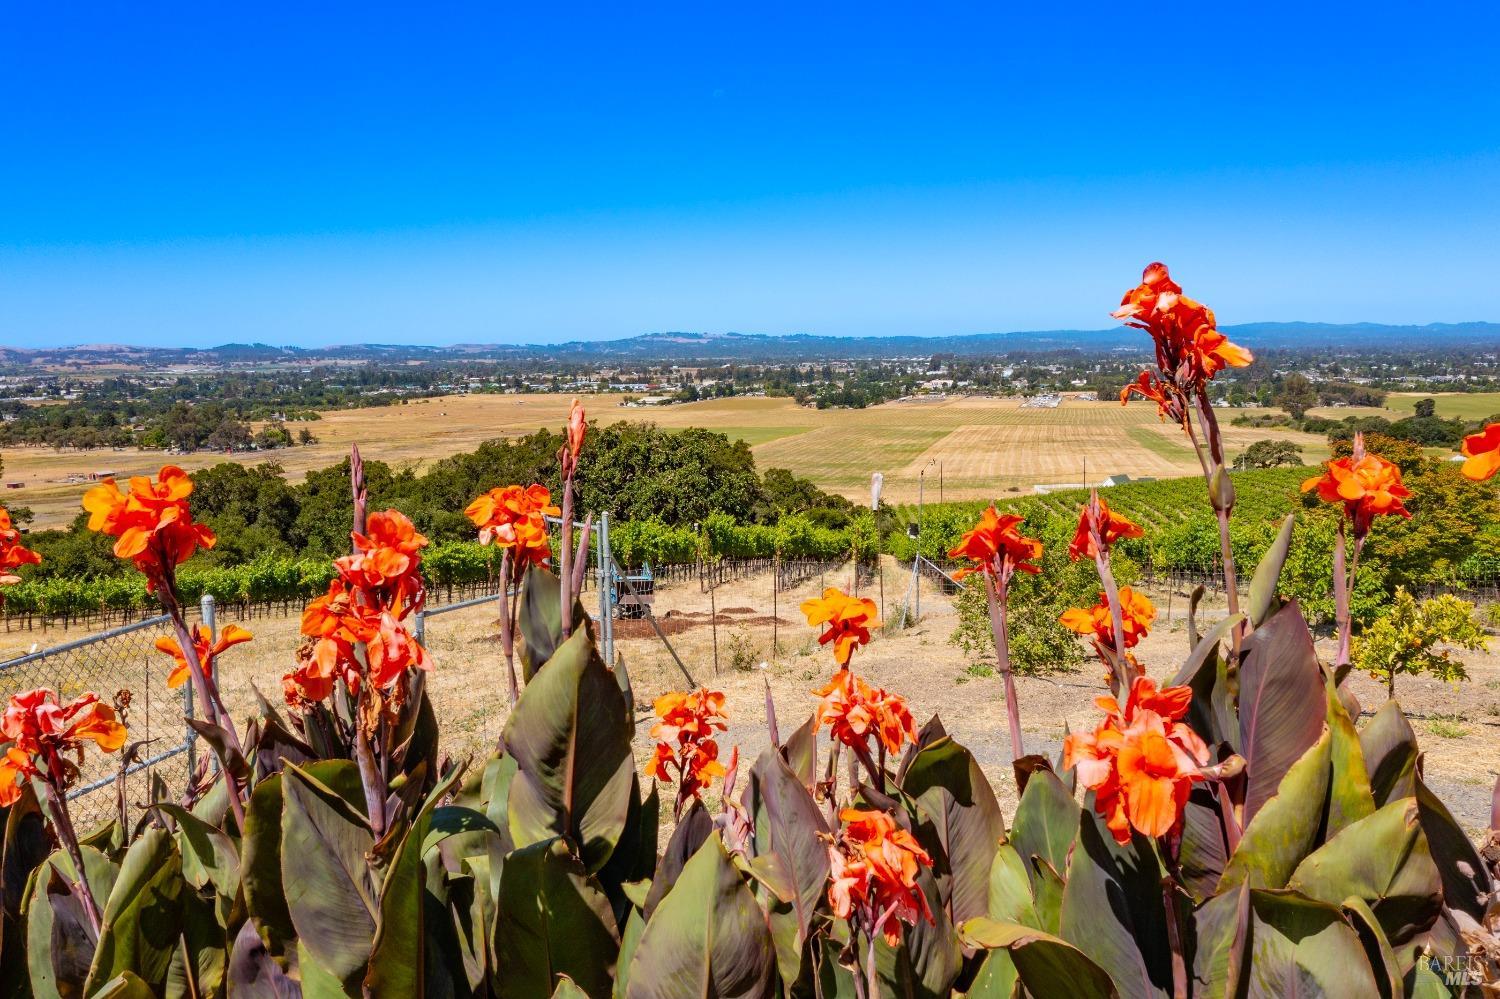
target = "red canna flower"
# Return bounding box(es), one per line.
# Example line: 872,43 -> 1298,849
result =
82,466 -> 216,590
1068,496 -> 1144,562
154,623 -> 252,689
948,506 -> 1043,581
1063,676 -> 1210,844
1060,586 -> 1156,652
1461,423 -> 1500,482
1301,436 -> 1412,536
828,807 -> 935,946
801,587 -> 881,666
812,669 -> 918,756
0,690 -> 128,806
649,687 -> 729,801
0,507 -> 41,587
1114,263 -> 1252,388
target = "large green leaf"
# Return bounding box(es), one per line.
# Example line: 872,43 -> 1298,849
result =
1238,601 -> 1327,822
987,844 -> 1040,929
1247,514 -> 1295,629
495,838 -> 620,999
1190,883 -> 1248,997
241,760 -> 367,960
1288,797 -> 1442,945
280,763 -> 378,988
643,798 -> 713,919
1008,769 -> 1079,893
1058,815 -> 1171,999
84,826 -> 186,995
1359,701 -> 1419,807
1324,678 -> 1376,837
1177,785 -> 1231,903
1219,732 -> 1332,892
504,626 -> 635,872
25,856 -> 103,999
1342,896 -> 1403,999
612,906 -> 646,999
1243,890 -> 1380,997
901,735 -> 1005,928
747,746 -> 831,985
963,949 -> 1019,998
1414,775 -> 1491,919
519,565 -> 591,680
1168,611 -> 1243,750
165,887 -> 228,999
624,831 -> 776,999
958,917 -> 1117,999
153,801 -> 240,928
364,767 -> 465,996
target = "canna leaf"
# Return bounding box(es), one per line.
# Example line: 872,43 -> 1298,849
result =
152,801 -> 240,927
84,826 -> 187,996
1058,814 -> 1172,998
624,831 -> 776,999
1237,601 -> 1326,823
746,746 -> 831,985
1413,776 -> 1491,921
1246,514 -> 1295,629
1359,700 -> 1419,807
1008,768 -> 1080,892
224,917 -> 301,998
958,917 -> 1117,999
1242,889 -> 1381,997
280,763 -> 378,989
364,766 -> 465,997
1219,732 -> 1331,892
504,626 -> 635,873
518,565 -> 593,680
1323,676 -> 1376,838
901,734 -> 1006,928
494,838 -> 620,999
1288,797 -> 1442,945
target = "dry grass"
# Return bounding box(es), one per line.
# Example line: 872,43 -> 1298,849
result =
6,393 -> 1334,528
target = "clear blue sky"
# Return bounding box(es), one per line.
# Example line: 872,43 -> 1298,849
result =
3,3 -> 1498,348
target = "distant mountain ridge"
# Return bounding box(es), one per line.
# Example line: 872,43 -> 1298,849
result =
3,321 -> 1497,366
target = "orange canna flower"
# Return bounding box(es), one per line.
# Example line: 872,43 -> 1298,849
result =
649,687 -> 729,800
1068,496 -> 1144,562
1301,438 -> 1412,536
82,465 -> 215,589
948,506 -> 1043,581
465,483 -> 558,569
812,669 -> 918,756
154,623 -> 252,689
1461,424 -> 1500,482
0,507 -> 41,587
801,587 -> 881,666
1063,676 -> 1209,843
828,807 -> 935,945
337,508 -> 429,616
294,575 -> 430,707
1113,263 -> 1252,387
1119,371 -> 1181,422
0,689 -> 127,806
1060,586 -> 1155,651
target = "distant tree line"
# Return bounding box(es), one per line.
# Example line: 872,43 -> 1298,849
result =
18,421 -> 857,580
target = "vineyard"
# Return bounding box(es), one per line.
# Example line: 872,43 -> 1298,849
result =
6,465 -> 1497,629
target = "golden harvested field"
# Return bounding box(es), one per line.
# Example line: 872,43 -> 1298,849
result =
5,392 -> 1328,527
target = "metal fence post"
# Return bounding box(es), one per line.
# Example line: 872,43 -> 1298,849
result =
414,609 -> 426,644
600,511 -> 614,667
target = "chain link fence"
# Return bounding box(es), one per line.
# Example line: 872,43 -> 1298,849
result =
0,603 -> 203,831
